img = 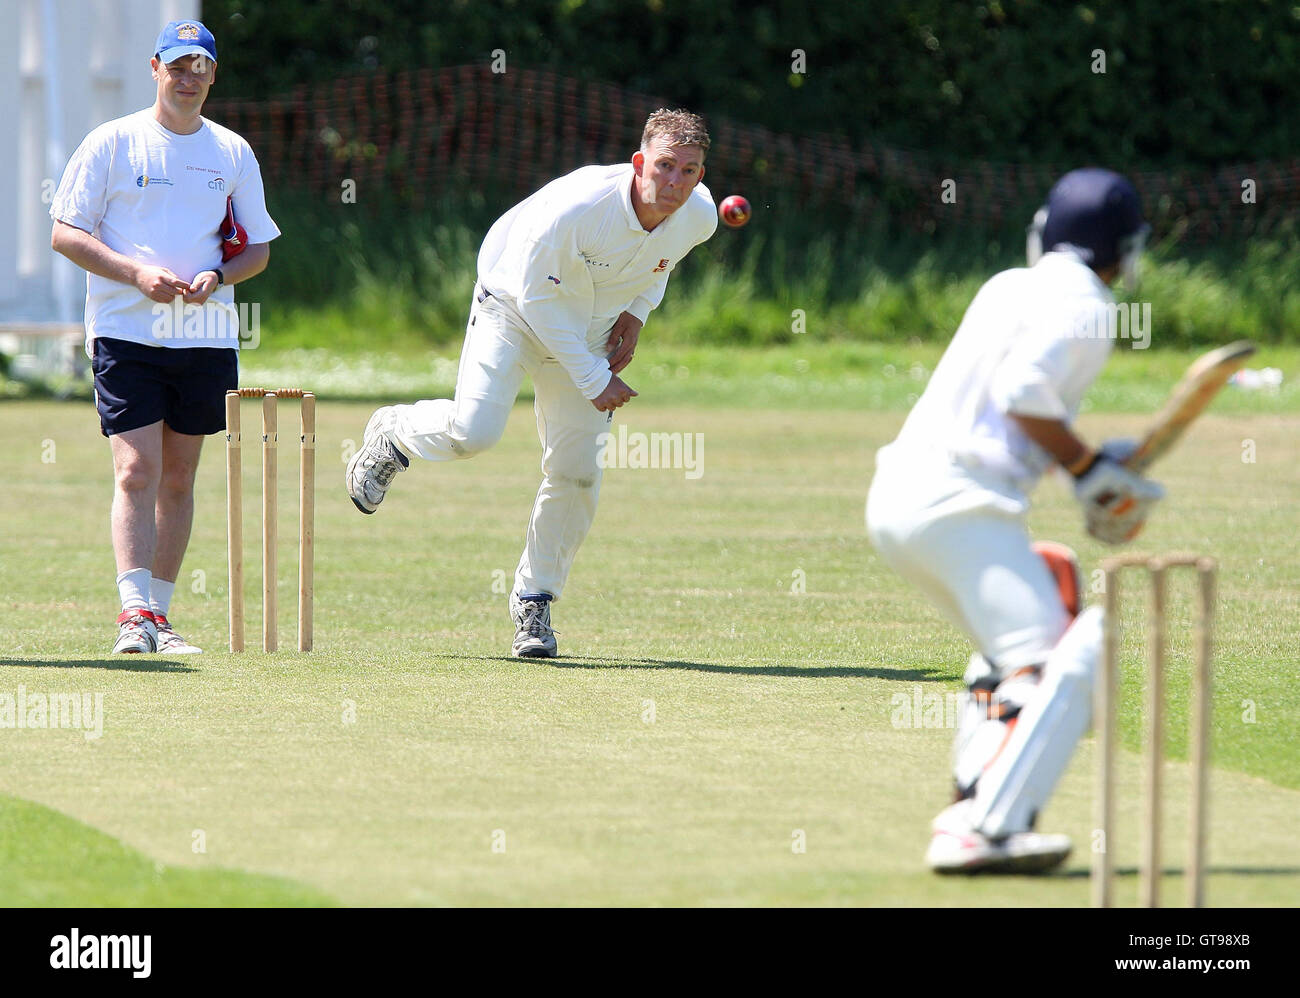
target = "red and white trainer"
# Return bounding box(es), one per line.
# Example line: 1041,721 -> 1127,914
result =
112,609 -> 159,654
153,613 -> 202,654
926,800 -> 1071,874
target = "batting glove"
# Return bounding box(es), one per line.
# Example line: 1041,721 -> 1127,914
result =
1097,437 -> 1140,465
1072,455 -> 1165,545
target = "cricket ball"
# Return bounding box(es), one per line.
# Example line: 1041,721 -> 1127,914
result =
719,194 -> 752,228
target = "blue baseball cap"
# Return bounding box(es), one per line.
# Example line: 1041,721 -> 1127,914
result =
154,20 -> 217,64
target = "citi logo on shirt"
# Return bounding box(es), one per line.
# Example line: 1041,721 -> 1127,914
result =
546,275 -> 561,285
136,174 -> 173,188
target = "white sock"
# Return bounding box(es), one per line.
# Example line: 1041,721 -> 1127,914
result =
150,578 -> 176,617
117,568 -> 152,613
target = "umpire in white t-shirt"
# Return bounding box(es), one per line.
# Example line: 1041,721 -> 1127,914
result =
50,19 -> 280,655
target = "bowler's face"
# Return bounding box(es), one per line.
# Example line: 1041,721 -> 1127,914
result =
635,138 -> 706,214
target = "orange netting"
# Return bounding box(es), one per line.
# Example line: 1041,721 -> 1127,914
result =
206,65 -> 1300,241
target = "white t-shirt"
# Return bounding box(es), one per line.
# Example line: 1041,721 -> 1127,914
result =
478,163 -> 718,399
50,109 -> 281,352
877,252 -> 1117,499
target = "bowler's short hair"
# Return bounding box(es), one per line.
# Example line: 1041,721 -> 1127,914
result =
641,109 -> 710,156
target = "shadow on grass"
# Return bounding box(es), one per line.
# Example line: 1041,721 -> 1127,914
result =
1055,865 -> 1300,880
0,658 -> 198,674
431,653 -> 945,681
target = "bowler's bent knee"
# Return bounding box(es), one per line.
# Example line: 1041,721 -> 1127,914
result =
448,416 -> 508,457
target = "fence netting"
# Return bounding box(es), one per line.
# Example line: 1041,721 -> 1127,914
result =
206,65 -> 1300,241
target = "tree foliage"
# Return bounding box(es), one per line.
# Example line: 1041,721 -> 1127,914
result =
202,0 -> 1299,166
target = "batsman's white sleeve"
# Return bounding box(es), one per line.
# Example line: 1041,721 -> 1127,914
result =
992,308 -> 1113,420
515,232 -> 611,400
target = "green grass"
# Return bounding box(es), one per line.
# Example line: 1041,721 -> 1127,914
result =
226,340 -> 1300,412
0,794 -> 335,906
16,340 -> 1300,413
0,363 -> 1297,905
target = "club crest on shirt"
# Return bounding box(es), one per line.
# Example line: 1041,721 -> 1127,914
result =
177,23 -> 200,40
546,275 -> 561,285
136,174 -> 173,187
653,258 -> 670,273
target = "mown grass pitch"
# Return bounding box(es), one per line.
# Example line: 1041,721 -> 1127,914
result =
1,366 -> 1296,905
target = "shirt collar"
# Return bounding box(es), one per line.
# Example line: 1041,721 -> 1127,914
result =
618,164 -> 643,231
1042,250 -> 1114,300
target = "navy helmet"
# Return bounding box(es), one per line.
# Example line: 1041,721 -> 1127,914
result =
1027,168 -> 1150,280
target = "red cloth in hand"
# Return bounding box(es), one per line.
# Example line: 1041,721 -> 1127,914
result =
220,195 -> 248,262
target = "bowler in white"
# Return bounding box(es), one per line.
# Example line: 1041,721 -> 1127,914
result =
867,169 -> 1164,874
347,109 -> 718,657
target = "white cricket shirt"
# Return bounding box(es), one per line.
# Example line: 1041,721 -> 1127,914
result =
478,163 -> 718,399
50,109 -> 280,352
877,252 -> 1118,498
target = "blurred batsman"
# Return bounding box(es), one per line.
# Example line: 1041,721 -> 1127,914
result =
866,169 -> 1162,873
347,109 -> 718,657
50,19 -> 279,655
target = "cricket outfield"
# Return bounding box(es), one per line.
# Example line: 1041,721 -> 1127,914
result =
1,349 -> 1297,906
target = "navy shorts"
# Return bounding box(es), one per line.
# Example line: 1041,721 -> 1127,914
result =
92,338 -> 238,437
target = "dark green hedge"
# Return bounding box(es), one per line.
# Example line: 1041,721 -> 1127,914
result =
200,0 -> 1298,167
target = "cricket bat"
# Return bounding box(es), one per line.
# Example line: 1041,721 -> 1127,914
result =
1125,340 -> 1256,473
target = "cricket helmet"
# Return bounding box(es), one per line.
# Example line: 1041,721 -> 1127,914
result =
1026,168 -> 1150,279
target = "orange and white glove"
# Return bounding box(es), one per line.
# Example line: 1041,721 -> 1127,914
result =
1072,453 -> 1165,545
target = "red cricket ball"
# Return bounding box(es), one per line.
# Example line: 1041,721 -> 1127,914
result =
719,194 -> 752,228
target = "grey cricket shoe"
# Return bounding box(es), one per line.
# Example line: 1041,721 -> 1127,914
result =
346,407 -> 409,514
510,592 -> 558,658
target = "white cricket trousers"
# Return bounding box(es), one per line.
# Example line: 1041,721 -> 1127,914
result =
869,450 -> 1106,836
866,452 -> 1069,669
388,290 -> 613,599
